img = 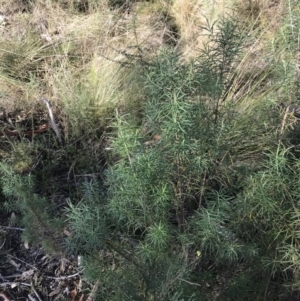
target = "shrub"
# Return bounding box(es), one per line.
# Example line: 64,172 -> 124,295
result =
64,16 -> 269,300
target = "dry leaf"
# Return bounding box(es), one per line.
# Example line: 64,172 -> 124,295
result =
78,294 -> 84,301
0,232 -> 6,250
34,271 -> 38,286
68,288 -> 77,299
10,212 -> 16,221
0,292 -> 10,301
77,256 -> 82,267
9,259 -> 20,268
24,241 -> 29,249
49,287 -> 61,297
111,262 -> 116,271
40,33 -> 52,42
77,278 -> 82,291
60,257 -> 66,273
64,228 -> 72,237
86,279 -> 100,301
63,286 -> 70,297
21,269 -> 34,279
144,134 -> 161,146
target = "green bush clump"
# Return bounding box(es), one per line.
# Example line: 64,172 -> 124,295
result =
2,7 -> 300,300
0,162 -> 65,253
64,16 -> 283,300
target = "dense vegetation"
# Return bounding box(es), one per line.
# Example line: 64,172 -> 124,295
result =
1,0 -> 300,300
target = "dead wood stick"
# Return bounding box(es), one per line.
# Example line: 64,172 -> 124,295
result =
40,97 -> 62,144
43,271 -> 81,280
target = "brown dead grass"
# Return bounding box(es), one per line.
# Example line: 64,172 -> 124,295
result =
0,0 -> 291,124
0,0 -> 183,126
170,0 -> 286,59
229,0 -> 285,105
171,0 -> 236,58
234,0 -> 284,34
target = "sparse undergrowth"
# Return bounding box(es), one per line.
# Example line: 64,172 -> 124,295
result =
0,0 -> 300,301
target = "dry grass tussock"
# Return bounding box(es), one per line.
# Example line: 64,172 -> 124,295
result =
0,0 -> 182,113
225,0 -> 286,105
0,0 -> 291,126
0,1 -> 299,300
171,0 -> 235,57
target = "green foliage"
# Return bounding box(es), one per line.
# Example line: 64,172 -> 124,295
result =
3,4 -> 300,300
194,17 -> 244,106
186,145 -> 300,298
64,181 -> 109,254
61,14 -> 298,300
0,38 -> 52,82
69,16 -> 265,301
235,147 -> 300,287
0,162 -> 64,253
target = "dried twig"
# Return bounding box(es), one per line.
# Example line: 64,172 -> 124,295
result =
1,274 -> 23,279
279,106 -> 290,145
0,282 -> 31,287
1,269 -> 34,280
86,279 -> 100,301
27,294 -> 36,301
0,225 -> 24,231
40,97 -> 62,144
31,283 -> 42,301
0,237 -> 5,249
178,278 -> 201,287
7,255 -> 37,270
43,272 -> 82,280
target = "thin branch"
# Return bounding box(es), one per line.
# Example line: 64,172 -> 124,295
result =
43,271 -> 82,280
27,294 -> 36,301
1,274 -> 23,279
86,279 -> 100,301
0,225 -> 24,231
40,97 -> 62,144
7,255 -> 38,270
279,106 -> 290,144
178,278 -> 202,287
0,238 -> 5,249
31,283 -> 42,301
0,282 -> 32,287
